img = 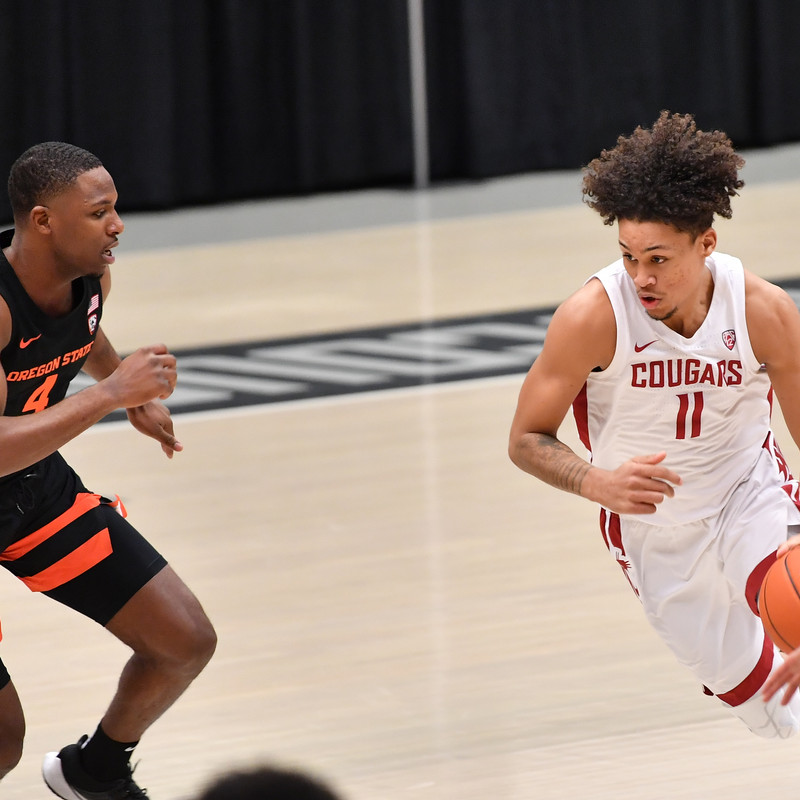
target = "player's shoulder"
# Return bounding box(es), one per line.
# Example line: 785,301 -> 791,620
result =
744,270 -> 797,317
743,271 -> 800,366
542,276 -> 616,370
553,274 -> 615,329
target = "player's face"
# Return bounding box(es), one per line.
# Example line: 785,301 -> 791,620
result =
44,166 -> 124,278
618,219 -> 717,333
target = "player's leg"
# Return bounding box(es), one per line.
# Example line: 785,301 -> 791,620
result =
724,645 -> 800,737
0,675 -> 25,779
42,564 -> 216,799
713,452 -> 800,736
100,563 -> 217,741
31,495 -> 218,740
18,494 -> 216,797
0,456 -> 214,794
617,452 -> 800,738
631,542 -> 800,736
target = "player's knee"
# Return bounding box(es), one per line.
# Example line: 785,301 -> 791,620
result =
153,611 -> 217,676
185,614 -> 217,673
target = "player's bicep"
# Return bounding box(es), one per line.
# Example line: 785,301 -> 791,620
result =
746,274 -> 800,372
510,284 -> 615,439
745,277 -> 800,451
750,283 -> 800,393
511,355 -> 587,439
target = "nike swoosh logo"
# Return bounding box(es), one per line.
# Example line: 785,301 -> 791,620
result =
19,335 -> 41,349
634,340 -> 657,352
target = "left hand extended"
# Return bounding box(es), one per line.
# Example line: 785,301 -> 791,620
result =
126,400 -> 183,458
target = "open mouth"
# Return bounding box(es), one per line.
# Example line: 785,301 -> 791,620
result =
639,294 -> 660,308
102,241 -> 118,263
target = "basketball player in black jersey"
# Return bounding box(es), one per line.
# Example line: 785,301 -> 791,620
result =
0,142 -> 216,799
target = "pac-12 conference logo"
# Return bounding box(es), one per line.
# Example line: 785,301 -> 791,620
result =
722,329 -> 736,350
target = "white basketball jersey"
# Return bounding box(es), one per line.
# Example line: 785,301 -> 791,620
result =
572,253 -> 773,525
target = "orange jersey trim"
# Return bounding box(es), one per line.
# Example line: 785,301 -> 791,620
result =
0,493 -> 102,562
18,528 -> 112,592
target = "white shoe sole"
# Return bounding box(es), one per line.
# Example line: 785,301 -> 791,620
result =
42,751 -> 88,800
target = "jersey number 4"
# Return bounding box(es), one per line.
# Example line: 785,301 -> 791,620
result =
676,391 -> 704,439
22,374 -> 57,414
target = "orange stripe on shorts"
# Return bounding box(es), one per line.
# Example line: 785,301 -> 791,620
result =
0,492 -> 102,562
19,528 -> 112,592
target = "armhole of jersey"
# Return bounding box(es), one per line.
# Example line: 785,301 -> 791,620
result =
730,258 -> 762,372
589,269 -> 627,380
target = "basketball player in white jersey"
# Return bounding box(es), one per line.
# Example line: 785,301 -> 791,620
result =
509,111 -> 800,737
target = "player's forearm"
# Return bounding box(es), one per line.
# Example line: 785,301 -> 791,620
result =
509,432 -> 593,497
0,381 -> 119,477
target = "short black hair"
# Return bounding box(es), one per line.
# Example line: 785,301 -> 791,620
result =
196,766 -> 343,800
582,111 -> 745,237
8,142 -> 103,221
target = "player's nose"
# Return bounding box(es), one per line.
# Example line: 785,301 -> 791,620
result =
108,210 -> 124,235
632,266 -> 655,287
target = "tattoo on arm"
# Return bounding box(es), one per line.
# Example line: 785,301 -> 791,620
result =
526,433 -> 591,496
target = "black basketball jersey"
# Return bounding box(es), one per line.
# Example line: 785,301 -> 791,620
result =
0,229 -> 102,417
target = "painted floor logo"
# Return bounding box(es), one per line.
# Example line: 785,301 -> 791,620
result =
73,275 -> 800,421
75,308 -> 554,421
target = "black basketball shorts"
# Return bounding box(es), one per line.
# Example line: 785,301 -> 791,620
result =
0,452 -> 167,684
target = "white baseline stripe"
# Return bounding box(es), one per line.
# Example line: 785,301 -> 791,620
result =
82,371 -> 529,433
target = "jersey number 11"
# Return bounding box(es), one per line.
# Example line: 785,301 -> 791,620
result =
676,391 -> 704,439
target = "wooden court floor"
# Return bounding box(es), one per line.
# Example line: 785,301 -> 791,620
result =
1,165 -> 800,798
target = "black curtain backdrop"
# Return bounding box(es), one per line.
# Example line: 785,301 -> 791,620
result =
1,0 -> 799,220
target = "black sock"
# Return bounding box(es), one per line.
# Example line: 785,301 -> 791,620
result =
79,723 -> 139,782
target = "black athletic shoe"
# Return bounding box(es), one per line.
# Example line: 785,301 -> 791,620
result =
42,735 -> 148,799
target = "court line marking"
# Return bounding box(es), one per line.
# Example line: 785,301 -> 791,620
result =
82,372 -> 526,433
79,275 -> 800,427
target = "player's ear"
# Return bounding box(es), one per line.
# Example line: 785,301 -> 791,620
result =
698,227 -> 716,256
29,205 -> 51,233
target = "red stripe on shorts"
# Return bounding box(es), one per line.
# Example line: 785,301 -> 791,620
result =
599,508 -> 624,553
715,634 -> 774,707
746,550 -> 777,616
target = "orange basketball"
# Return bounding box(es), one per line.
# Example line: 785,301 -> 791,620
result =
758,548 -> 800,653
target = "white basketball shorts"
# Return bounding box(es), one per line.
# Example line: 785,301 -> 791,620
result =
600,441 -> 800,738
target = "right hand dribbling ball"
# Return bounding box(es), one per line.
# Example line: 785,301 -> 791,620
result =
758,547 -> 800,653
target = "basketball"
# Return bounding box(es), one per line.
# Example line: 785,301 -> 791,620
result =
758,548 -> 800,653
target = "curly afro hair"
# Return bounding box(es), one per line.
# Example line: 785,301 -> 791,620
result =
581,111 -> 744,237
